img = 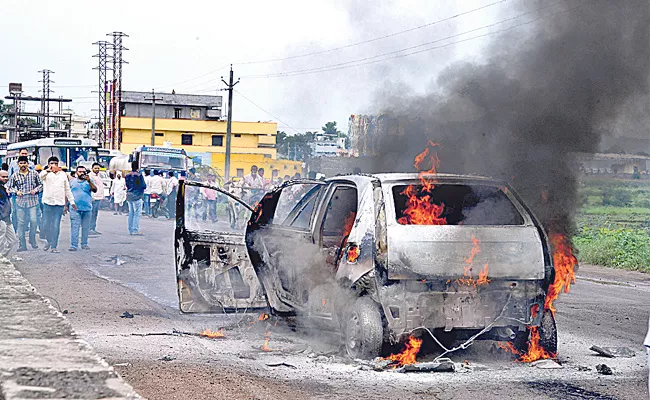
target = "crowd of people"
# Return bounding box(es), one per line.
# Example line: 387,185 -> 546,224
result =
0,148 -> 107,260
0,147 -> 309,262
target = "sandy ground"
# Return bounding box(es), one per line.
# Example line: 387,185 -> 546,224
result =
13,211 -> 650,399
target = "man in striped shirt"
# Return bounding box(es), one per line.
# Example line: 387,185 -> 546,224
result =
7,156 -> 42,252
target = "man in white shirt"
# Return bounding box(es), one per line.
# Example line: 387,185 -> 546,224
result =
165,171 -> 179,219
148,170 -> 165,196
89,163 -> 105,235
143,170 -> 152,216
40,156 -> 76,253
241,165 -> 265,204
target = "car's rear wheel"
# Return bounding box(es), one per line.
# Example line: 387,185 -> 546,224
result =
511,309 -> 558,355
538,309 -> 557,354
343,297 -> 384,359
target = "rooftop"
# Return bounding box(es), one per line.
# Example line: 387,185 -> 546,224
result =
121,91 -> 222,107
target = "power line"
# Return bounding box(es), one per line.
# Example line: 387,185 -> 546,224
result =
242,0 -> 579,79
154,63 -> 230,91
234,0 -> 506,65
234,89 -> 299,134
149,1 -> 504,91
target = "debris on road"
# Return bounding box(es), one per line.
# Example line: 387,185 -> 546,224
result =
159,355 -> 176,362
120,311 -> 134,318
199,329 -> 225,339
266,362 -> 297,369
396,359 -> 455,373
530,359 -> 563,369
107,255 -> 126,266
595,364 -> 613,375
589,345 -> 636,358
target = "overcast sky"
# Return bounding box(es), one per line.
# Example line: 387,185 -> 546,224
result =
1,0 -> 518,134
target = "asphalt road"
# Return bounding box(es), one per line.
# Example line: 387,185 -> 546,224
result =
14,211 -> 650,400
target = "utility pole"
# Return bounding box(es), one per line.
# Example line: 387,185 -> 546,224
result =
38,69 -> 54,137
145,89 -> 163,146
221,65 -> 239,180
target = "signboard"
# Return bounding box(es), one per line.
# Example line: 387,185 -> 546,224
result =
8,83 -> 22,93
141,146 -> 186,155
53,139 -> 82,146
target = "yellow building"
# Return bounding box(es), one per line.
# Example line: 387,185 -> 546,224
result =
119,91 -> 302,179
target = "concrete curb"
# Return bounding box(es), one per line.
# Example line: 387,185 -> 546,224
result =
0,260 -> 142,399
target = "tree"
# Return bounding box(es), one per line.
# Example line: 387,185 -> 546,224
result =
0,100 -> 11,125
276,130 -> 314,161
322,121 -> 342,138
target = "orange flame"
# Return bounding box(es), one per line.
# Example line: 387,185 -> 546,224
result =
456,236 -> 490,287
384,336 -> 422,366
261,331 -> 273,352
519,327 -> 555,362
498,327 -> 555,362
397,141 -> 446,225
343,211 -> 356,236
258,313 -> 269,321
199,329 -> 225,338
545,233 -> 577,314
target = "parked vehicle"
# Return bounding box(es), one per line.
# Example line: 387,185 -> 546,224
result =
175,173 -> 557,359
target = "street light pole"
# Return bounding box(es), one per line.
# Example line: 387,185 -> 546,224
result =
145,89 -> 163,146
221,66 -> 239,181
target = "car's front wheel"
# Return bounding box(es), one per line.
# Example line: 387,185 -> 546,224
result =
343,297 -> 384,359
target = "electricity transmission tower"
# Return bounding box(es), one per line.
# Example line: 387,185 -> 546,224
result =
93,41 -> 112,147
38,69 -> 54,135
108,31 -> 128,150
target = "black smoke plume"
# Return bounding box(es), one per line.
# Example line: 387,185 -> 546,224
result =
370,0 -> 650,235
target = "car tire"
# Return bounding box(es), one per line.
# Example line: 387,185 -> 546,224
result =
343,297 -> 384,359
538,309 -> 558,354
511,310 -> 558,355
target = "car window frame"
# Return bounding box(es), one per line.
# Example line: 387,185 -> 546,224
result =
312,181 -> 358,247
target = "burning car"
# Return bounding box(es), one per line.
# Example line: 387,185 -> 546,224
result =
175,174 -> 558,360
245,173 -> 557,359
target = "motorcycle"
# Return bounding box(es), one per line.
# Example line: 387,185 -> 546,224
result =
150,193 -> 167,219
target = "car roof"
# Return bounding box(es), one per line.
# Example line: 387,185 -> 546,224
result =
325,172 -> 504,186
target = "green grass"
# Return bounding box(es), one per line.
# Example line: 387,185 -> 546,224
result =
573,227 -> 650,273
574,177 -> 650,272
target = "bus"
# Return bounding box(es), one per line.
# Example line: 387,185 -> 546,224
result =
6,138 -> 101,170
131,145 -> 190,173
98,148 -> 122,169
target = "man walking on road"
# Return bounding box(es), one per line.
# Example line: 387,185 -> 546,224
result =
0,170 -> 17,263
166,171 -> 178,219
68,165 -> 96,251
89,163 -> 105,235
125,161 -> 146,235
143,170 -> 152,216
40,156 -> 76,253
9,148 -> 34,232
7,156 -> 43,252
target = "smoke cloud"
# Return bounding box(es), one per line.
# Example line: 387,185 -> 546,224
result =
368,0 -> 650,235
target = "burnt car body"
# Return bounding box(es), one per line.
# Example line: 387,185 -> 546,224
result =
175,181 -> 268,312
175,174 -> 557,359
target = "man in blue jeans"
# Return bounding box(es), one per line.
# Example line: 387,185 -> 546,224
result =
125,161 -> 146,235
7,156 -> 43,252
40,157 -> 76,253
68,165 -> 97,251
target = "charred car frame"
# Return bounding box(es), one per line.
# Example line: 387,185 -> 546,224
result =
176,174 -> 558,359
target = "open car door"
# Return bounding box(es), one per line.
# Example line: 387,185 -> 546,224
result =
175,180 -> 267,313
